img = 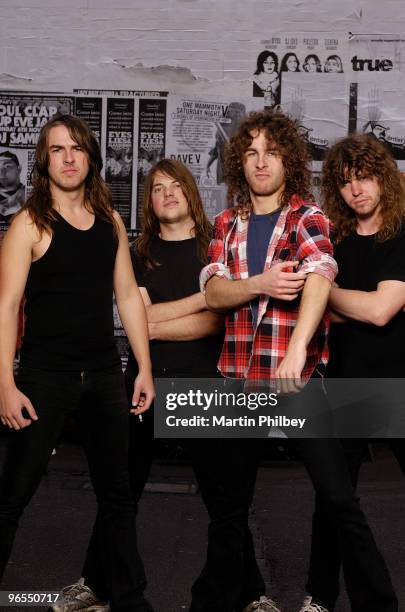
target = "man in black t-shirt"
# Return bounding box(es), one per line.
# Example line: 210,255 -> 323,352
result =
300,134 -> 405,612
126,158 -> 226,511
126,159 -> 271,612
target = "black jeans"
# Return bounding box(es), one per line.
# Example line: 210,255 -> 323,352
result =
306,439 -> 404,611
0,366 -> 151,612
189,439 -> 264,612
190,438 -> 395,612
83,374 -> 265,612
276,377 -> 397,611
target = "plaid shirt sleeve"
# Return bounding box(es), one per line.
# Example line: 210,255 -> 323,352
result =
200,213 -> 232,293
296,206 -> 337,282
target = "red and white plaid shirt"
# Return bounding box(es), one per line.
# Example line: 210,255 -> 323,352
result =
200,195 -> 337,380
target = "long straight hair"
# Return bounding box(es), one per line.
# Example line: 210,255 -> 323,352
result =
20,113 -> 116,236
136,159 -> 212,268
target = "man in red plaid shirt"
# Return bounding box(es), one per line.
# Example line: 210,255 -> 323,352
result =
200,111 -> 335,384
199,110 -> 397,612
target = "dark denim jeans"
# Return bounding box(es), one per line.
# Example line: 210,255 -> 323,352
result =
0,366 -> 152,612
306,439 -> 404,611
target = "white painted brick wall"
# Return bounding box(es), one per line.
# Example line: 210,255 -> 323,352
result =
0,0 -> 403,93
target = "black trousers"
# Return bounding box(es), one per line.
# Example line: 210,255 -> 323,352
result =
188,438 -> 265,612
83,377 -> 398,612
277,379 -> 397,612
83,374 -> 266,612
306,439 -> 405,611
0,366 -> 152,612
190,437 -> 397,612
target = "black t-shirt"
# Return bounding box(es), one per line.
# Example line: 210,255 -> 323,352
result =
126,236 -> 223,377
328,229 -> 405,377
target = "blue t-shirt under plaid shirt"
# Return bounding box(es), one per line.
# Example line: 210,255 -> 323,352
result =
247,208 -> 281,327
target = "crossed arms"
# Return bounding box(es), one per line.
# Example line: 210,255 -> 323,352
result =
138,286 -> 224,342
329,281 -> 405,327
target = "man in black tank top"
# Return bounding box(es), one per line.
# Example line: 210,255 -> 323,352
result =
0,114 -> 155,611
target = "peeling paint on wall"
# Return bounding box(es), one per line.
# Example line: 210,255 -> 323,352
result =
112,60 -> 207,85
0,73 -> 34,85
0,0 -> 404,93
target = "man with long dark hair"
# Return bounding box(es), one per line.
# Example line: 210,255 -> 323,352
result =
127,157 -> 225,517
0,114 -> 154,611
200,110 -> 398,612
301,134 -> 405,612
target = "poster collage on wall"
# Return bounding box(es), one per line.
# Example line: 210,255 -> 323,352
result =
1,33 -> 404,361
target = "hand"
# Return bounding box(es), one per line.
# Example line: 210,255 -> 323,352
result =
0,385 -> 38,430
130,369 -> 155,415
275,344 -> 307,394
257,261 -> 307,300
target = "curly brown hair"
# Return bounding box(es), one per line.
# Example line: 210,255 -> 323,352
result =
322,133 -> 405,242
19,113 -> 116,237
224,109 -> 313,216
136,159 -> 212,268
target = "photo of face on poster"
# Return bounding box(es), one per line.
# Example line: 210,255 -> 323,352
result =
252,51 -> 281,107
0,150 -> 26,223
324,54 -> 344,73
280,52 -> 301,73
303,54 -> 322,73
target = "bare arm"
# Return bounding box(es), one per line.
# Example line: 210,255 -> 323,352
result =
149,311 -> 224,341
137,286 -> 224,341
205,261 -> 306,310
145,291 -> 207,323
113,212 -> 154,414
0,212 -> 38,429
329,281 -> 405,327
330,309 -> 348,323
276,273 -> 331,384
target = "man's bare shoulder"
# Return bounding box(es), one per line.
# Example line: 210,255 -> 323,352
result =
5,210 -> 39,244
112,208 -> 126,233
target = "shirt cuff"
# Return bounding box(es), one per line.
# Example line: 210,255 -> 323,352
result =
199,263 -> 231,293
300,253 -> 338,283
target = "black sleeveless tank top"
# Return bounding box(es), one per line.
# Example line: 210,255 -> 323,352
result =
20,212 -> 121,371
